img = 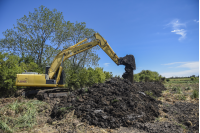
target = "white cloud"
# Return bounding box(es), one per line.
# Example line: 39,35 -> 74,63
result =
194,19 -> 199,23
171,29 -> 186,41
162,62 -> 187,65
160,61 -> 199,78
176,62 -> 199,69
167,19 -> 187,41
104,63 -> 110,67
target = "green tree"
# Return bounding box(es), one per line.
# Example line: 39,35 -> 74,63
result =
61,22 -> 101,89
18,52 -> 35,64
134,74 -> 140,82
79,68 -> 89,88
138,70 -> 161,82
87,67 -> 98,86
104,71 -> 113,80
94,67 -> 106,83
0,5 -> 70,68
64,21 -> 100,69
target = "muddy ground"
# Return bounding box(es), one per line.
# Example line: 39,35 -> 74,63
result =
39,77 -> 198,133
1,78 -> 199,133
51,78 -> 163,128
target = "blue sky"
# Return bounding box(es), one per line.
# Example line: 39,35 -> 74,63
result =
0,0 -> 199,78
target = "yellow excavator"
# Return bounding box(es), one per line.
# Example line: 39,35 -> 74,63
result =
15,33 -> 121,88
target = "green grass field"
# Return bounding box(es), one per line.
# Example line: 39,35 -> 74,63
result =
166,77 -> 199,84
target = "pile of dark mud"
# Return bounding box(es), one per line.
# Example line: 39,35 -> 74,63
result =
51,77 -> 166,129
162,102 -> 199,133
118,54 -> 136,83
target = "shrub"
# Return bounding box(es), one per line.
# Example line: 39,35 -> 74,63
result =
191,77 -> 195,81
172,87 -> 182,94
87,67 -> 98,86
104,71 -> 113,80
79,68 -> 89,88
191,89 -> 199,99
134,74 -> 140,82
185,86 -> 191,90
177,95 -> 186,100
138,70 -> 162,82
166,79 -> 170,82
0,52 -> 42,97
161,77 -> 166,82
94,67 -> 106,83
65,66 -> 112,90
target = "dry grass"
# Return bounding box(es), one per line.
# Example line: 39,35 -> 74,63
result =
162,82 -> 199,103
157,80 -> 199,133
0,97 -> 50,133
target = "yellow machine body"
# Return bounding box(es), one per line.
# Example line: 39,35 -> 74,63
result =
16,74 -> 57,87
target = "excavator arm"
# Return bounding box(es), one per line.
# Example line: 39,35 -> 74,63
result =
48,33 -> 119,80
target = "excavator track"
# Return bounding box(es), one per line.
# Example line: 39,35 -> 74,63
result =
19,88 -> 70,100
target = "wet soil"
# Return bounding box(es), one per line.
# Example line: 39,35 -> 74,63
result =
48,77 -> 187,133
51,78 -> 163,129
118,54 -> 136,83
161,102 -> 199,133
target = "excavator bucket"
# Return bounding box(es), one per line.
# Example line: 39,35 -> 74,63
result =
118,55 -> 136,83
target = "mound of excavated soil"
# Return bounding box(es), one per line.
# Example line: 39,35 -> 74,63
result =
162,102 -> 199,133
51,78 -> 166,129
134,81 -> 166,98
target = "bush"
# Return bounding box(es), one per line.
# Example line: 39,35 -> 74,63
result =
0,52 -> 43,97
191,77 -> 195,81
161,77 -> 166,82
166,79 -> 170,82
94,67 -> 106,83
87,67 -> 98,86
185,86 -> 191,90
172,87 -> 182,94
79,68 -> 89,88
138,70 -> 162,82
134,74 -> 140,82
64,66 -> 111,90
104,71 -> 113,80
191,89 -> 199,99
177,94 -> 186,100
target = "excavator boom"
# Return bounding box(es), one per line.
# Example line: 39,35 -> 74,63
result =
48,33 -> 119,79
